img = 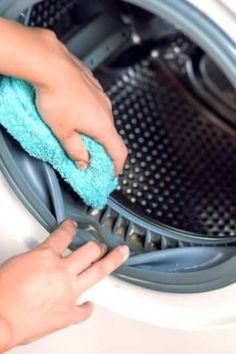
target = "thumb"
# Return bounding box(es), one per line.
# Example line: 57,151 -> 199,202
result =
71,302 -> 94,324
60,132 -> 89,169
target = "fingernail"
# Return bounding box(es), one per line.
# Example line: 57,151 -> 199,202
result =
117,245 -> 130,259
76,161 -> 88,170
101,243 -> 108,253
71,220 -> 78,228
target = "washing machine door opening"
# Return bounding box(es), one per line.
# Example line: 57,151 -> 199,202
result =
1,0 -> 236,293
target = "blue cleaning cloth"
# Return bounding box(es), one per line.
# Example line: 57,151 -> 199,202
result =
0,76 -> 118,209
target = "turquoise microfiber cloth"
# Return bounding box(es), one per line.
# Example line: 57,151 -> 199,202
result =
0,76 -> 118,209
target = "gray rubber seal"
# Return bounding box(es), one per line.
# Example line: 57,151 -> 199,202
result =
0,0 -> 40,19
1,0 -> 236,293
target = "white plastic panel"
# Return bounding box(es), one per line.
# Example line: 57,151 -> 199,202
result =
7,305 -> 236,354
187,0 -> 236,41
1,172 -> 236,331
0,172 -> 47,264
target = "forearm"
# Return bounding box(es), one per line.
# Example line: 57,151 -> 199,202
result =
0,17 -> 68,88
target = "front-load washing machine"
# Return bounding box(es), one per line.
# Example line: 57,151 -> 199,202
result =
1,0 -> 236,353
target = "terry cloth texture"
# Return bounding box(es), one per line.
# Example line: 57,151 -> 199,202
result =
0,77 -> 117,209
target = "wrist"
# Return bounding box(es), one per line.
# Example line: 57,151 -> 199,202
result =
35,57 -> 77,96
0,317 -> 13,353
31,29 -> 71,89
35,56 -> 75,93
0,18 -> 72,90
31,31 -> 77,93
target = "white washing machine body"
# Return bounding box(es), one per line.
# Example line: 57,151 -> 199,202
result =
1,0 -> 236,353
1,163 -> 236,353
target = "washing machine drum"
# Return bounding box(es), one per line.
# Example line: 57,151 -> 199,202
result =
1,0 -> 236,293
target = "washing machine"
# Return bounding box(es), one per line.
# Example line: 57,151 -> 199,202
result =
1,0 -> 236,353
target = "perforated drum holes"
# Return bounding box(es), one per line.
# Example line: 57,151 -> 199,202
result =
107,58 -> 236,237
28,1 -> 236,239
29,0 -> 76,36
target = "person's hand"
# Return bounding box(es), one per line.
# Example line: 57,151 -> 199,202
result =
0,19 -> 128,175
34,30 -> 127,174
0,220 -> 129,352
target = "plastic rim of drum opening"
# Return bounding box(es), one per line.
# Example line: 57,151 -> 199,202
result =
1,0 -> 236,293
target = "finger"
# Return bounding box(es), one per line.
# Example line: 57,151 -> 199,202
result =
86,125 -> 128,176
65,241 -> 107,274
41,219 -> 77,255
77,245 -> 129,292
60,132 -> 89,169
71,301 -> 94,324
